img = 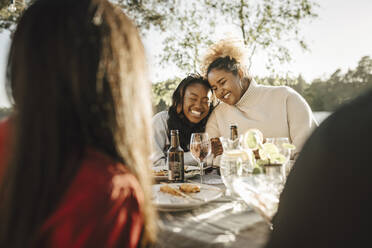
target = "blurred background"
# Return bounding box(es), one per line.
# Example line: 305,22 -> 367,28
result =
1,0 -> 372,123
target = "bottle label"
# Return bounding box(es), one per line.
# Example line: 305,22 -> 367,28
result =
168,161 -> 182,181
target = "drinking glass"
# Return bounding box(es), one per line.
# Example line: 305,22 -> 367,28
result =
265,137 -> 292,178
190,133 -> 211,184
233,175 -> 282,228
219,153 -> 241,196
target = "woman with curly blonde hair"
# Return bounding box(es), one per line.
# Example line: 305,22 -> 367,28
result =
201,39 -> 317,158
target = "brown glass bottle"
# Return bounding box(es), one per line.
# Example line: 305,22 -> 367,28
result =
230,124 -> 238,141
167,130 -> 184,182
229,124 -> 239,149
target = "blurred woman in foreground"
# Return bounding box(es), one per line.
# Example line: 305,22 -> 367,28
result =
0,0 -> 156,247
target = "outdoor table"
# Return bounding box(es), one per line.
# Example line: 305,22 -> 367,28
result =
153,173 -> 271,248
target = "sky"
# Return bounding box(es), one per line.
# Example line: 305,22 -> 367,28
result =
1,0 -> 372,107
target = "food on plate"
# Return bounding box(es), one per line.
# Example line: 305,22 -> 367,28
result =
152,166 -> 199,178
184,166 -> 197,171
152,170 -> 167,176
160,185 -> 183,196
159,183 -> 201,197
179,184 -> 200,193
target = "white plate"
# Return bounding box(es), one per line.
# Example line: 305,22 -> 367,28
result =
152,183 -> 223,211
152,165 -> 200,181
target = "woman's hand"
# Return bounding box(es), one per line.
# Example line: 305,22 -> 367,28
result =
210,137 -> 223,157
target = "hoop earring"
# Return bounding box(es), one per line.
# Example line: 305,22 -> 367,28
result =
212,91 -> 220,105
239,80 -> 244,90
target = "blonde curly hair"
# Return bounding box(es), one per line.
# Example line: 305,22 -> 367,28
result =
201,38 -> 250,78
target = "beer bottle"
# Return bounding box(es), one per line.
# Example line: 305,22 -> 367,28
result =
230,124 -> 238,141
229,124 -> 239,149
167,130 -> 184,182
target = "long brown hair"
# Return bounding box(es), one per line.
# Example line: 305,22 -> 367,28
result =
0,0 -> 156,247
167,74 -> 213,151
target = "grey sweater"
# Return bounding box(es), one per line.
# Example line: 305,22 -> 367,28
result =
151,111 -> 199,167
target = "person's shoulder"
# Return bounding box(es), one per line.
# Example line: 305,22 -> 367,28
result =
0,117 -> 12,179
212,102 -> 233,113
39,149 -> 144,247
47,149 -> 144,223
153,110 -> 168,118
85,149 -> 141,189
0,116 -> 12,133
152,110 -> 168,122
260,84 -> 296,95
66,149 -> 143,204
0,117 -> 13,155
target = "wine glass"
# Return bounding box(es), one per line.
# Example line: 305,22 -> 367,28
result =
190,133 -> 211,184
265,137 -> 292,178
265,137 -> 291,159
233,175 -> 282,229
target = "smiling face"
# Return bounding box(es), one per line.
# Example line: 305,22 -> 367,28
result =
207,68 -> 243,105
181,83 -> 211,124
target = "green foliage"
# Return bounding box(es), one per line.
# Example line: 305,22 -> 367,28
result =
250,56 -> 372,112
151,56 -> 372,115
204,0 -> 319,71
226,55 -> 372,113
294,56 -> 372,112
303,57 -> 372,111
0,0 -> 28,33
1,0 -> 319,74
0,106 -> 12,120
9,0 -> 367,114
151,77 -> 180,113
115,0 -> 176,35
116,0 -> 319,74
158,5 -> 214,72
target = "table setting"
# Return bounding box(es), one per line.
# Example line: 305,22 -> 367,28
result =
152,129 -> 296,247
152,165 -> 201,182
152,182 -> 223,212
152,173 -> 271,248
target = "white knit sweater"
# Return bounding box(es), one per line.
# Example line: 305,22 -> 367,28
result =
206,79 -> 318,157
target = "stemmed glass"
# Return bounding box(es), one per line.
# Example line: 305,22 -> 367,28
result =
265,137 -> 291,159
190,133 -> 211,184
265,137 -> 292,178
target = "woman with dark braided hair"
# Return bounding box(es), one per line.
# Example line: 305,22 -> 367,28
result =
0,0 -> 156,247
201,39 -> 318,158
152,74 -> 217,167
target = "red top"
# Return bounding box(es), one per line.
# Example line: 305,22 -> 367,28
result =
0,118 -> 145,248
0,117 -> 11,180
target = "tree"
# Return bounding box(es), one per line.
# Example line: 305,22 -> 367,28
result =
151,77 -> 179,113
291,74 -> 308,95
158,5 -> 214,72
1,0 -> 319,75
115,0 -> 175,35
0,0 -> 28,32
353,56 -> 372,84
116,0 -> 319,74
204,0 -> 318,72
301,55 -> 372,112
